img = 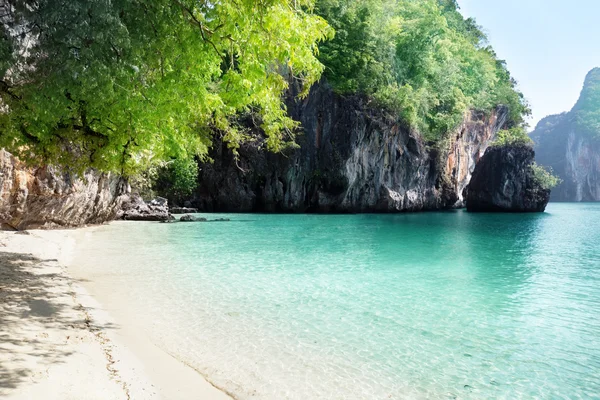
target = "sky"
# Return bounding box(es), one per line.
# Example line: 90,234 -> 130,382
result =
457,0 -> 600,129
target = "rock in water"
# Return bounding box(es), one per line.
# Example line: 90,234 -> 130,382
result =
119,195 -> 170,221
179,214 -> 196,222
170,207 -> 199,214
465,145 -> 550,212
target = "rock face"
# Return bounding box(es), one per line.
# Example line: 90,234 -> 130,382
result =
465,145 -> 550,212
119,195 -> 171,221
0,150 -> 129,230
531,68 -> 600,201
196,82 -> 508,212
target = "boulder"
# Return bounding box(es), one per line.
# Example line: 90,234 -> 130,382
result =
465,144 -> 550,212
119,195 -> 170,221
179,215 -> 208,222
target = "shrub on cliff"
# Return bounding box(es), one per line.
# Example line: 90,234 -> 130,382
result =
492,128 -> 533,147
530,163 -> 561,190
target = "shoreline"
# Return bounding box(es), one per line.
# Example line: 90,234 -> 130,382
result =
0,226 -> 231,400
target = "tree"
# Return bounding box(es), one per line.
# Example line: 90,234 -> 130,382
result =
0,0 -> 332,174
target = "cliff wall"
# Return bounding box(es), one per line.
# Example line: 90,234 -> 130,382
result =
196,82 -> 508,212
0,150 -> 129,230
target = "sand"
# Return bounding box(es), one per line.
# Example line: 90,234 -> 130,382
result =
0,228 -> 231,400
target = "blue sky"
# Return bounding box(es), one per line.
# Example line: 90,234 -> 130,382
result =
457,0 -> 600,128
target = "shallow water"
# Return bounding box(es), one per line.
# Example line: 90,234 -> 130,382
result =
72,203 -> 600,399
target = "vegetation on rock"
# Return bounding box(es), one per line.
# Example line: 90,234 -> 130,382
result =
315,0 -> 530,140
491,128 -> 561,190
492,127 -> 533,147
530,163 -> 561,190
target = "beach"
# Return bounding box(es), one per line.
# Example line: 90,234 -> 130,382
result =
0,227 -> 231,400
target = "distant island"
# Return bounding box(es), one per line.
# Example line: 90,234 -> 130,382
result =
531,68 -> 600,202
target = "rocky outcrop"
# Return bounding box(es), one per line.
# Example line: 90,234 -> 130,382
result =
165,215 -> 231,223
531,68 -> 600,201
465,145 -> 550,212
119,195 -> 171,221
170,207 -> 198,214
0,150 -> 128,230
179,214 -> 202,222
195,82 -> 508,213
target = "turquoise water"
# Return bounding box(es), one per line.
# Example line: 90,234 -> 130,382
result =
73,203 -> 600,399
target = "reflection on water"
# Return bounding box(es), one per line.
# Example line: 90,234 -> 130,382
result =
73,203 -> 600,399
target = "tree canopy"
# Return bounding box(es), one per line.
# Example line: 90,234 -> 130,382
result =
0,0 -> 332,173
0,0 -> 531,173
315,0 -> 529,140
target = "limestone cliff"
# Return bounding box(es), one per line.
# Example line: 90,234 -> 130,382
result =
531,68 -> 600,201
0,150 -> 129,230
195,82 -> 508,212
465,145 -> 550,212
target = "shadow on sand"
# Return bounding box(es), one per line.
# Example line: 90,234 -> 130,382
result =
0,252 -> 117,395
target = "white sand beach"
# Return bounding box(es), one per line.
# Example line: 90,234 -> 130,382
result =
0,228 -> 231,400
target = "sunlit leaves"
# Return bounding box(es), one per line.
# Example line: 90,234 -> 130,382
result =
0,0 -> 332,173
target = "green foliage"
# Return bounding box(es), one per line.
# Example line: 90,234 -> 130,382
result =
315,0 -> 529,140
0,0 -> 333,174
127,164 -> 160,201
154,158 -> 199,203
530,163 -> 561,190
129,156 -> 199,203
573,68 -> 600,137
493,127 -> 533,147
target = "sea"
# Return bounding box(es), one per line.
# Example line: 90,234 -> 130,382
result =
71,203 -> 600,399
